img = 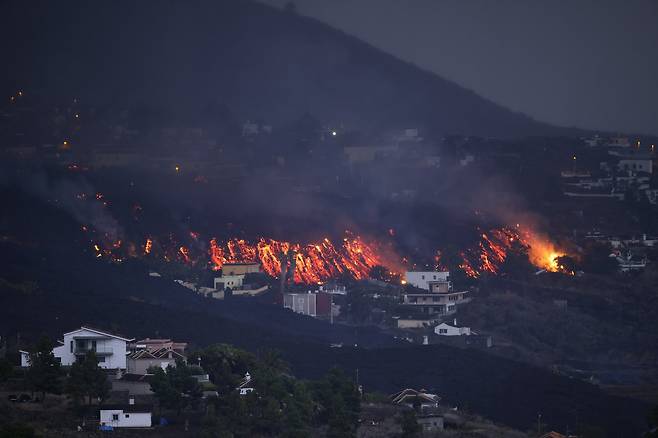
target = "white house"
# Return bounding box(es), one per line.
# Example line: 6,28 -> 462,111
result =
618,158 -> 653,174
100,399 -> 152,428
213,274 -> 244,291
434,320 -> 471,336
19,350 -> 30,367
53,327 -> 134,370
405,271 -> 450,291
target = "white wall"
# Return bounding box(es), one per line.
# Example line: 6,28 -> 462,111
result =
214,274 -> 244,290
405,271 -> 450,290
54,329 -> 128,369
284,293 -> 317,316
19,351 -> 30,367
434,323 -> 471,336
618,159 -> 653,174
100,410 -> 151,428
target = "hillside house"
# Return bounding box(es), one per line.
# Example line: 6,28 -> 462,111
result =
52,326 -> 134,369
405,271 -> 450,291
19,350 -> 30,367
400,272 -> 469,317
237,372 -> 255,396
100,398 -> 152,429
126,348 -> 185,375
283,292 -> 332,317
125,337 -> 187,374
434,320 -> 472,336
214,274 -> 244,291
390,388 -> 440,410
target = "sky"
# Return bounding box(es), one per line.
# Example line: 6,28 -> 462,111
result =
262,0 -> 658,136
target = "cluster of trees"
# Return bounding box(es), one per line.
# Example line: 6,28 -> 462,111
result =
151,344 -> 361,438
21,338 -> 109,408
145,343 -> 363,436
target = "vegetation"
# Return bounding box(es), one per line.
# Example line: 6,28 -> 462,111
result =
397,410 -> 422,437
66,351 -> 110,406
25,337 -> 62,400
197,344 -> 361,437
150,360 -> 203,416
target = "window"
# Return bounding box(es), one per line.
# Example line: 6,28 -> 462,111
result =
98,356 -> 106,362
70,340 -> 73,353
125,414 -> 130,418
421,275 -> 425,280
439,329 -> 447,334
112,414 -> 119,421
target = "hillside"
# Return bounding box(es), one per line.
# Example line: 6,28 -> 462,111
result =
0,180 -> 652,436
0,0 -> 562,138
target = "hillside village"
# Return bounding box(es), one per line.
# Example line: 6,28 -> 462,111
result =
2,1 -> 658,437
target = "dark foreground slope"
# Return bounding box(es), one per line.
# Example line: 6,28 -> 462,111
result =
1,0 -> 560,138
0,187 -> 651,435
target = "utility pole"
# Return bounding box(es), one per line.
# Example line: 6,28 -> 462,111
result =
330,293 -> 334,325
537,413 -> 542,435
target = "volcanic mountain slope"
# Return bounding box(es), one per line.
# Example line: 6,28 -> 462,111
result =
0,185 -> 652,435
1,0 -> 565,138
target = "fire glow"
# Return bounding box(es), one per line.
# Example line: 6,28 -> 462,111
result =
85,218 -> 567,283
90,226 -> 569,282
457,227 -> 569,277
208,235 -> 397,283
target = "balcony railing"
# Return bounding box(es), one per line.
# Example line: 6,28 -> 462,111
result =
74,346 -> 114,356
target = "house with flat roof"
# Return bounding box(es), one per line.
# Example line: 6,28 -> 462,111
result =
100,397 -> 152,429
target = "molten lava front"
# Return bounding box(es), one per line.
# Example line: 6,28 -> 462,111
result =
208,235 -> 395,283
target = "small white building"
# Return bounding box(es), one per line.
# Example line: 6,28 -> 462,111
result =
237,372 -> 255,396
214,274 -> 244,291
618,158 -> 653,174
19,350 -> 30,367
53,327 -> 134,370
434,320 -> 471,336
100,400 -> 152,428
405,271 -> 450,291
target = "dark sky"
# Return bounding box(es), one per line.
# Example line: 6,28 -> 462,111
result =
263,0 -> 658,136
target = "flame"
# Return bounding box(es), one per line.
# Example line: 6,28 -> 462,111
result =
144,238 -> 153,255
457,227 -> 569,277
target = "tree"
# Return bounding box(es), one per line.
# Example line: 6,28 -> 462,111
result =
150,360 -> 202,416
312,367 -> 361,438
199,344 -> 256,394
25,337 -> 62,400
66,351 -> 110,406
0,358 -> 12,383
398,410 -> 422,437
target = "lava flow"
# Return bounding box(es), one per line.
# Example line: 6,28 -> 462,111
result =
208,235 -> 397,283
458,227 -> 568,277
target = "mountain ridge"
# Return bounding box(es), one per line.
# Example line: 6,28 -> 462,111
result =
1,0 -> 575,138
